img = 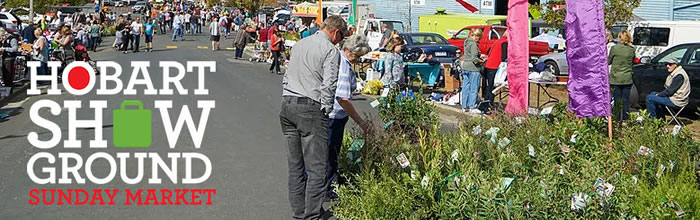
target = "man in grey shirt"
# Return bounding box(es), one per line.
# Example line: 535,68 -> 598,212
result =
280,15 -> 347,220
380,23 -> 393,49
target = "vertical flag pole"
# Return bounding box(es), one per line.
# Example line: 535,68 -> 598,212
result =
608,116 -> 613,149
317,0 -> 323,25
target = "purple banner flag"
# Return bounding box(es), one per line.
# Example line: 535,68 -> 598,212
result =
565,0 -> 611,117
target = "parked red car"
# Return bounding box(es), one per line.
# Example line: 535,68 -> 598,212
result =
448,25 -> 550,57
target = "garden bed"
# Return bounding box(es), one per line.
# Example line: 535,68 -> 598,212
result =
333,89 -> 700,219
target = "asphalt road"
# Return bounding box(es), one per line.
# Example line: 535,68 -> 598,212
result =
0,32 -> 377,219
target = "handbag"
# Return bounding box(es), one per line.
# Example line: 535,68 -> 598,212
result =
494,61 -> 507,86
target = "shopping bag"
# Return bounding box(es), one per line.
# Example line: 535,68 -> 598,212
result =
494,62 -> 507,86
113,100 -> 152,148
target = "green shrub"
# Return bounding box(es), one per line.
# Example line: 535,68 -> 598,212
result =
102,25 -> 116,36
334,102 -> 700,218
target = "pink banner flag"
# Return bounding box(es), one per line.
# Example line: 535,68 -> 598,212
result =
505,0 -> 529,115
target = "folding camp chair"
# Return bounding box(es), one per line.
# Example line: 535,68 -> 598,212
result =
665,105 -> 686,126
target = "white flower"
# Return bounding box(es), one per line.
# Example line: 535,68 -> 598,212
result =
570,133 -> 577,144
636,116 -> 644,123
453,176 -> 461,186
410,170 -> 418,181
421,176 -> 430,188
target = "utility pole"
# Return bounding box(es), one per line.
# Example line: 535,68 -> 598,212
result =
408,0 -> 412,31
30,0 -> 34,25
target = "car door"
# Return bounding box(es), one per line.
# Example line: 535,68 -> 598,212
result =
634,45 -> 692,106
681,46 -> 700,110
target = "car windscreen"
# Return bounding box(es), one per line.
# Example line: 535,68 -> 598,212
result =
382,21 -> 404,33
409,35 -> 448,45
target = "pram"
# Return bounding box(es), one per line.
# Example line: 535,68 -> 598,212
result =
74,44 -> 100,75
248,43 -> 266,63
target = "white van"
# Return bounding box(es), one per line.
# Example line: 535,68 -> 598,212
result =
626,21 -> 700,59
358,19 -> 405,50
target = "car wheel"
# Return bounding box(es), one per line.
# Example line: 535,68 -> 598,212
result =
544,60 -> 560,76
630,84 -> 641,110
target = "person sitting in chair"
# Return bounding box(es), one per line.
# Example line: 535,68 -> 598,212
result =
645,58 -> 691,119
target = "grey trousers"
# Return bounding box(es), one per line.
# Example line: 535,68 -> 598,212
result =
280,96 -> 329,220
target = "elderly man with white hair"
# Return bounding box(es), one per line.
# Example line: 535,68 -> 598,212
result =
325,34 -> 372,200
0,28 -> 19,87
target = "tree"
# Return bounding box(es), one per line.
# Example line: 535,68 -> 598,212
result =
5,0 -> 91,14
535,0 -> 642,30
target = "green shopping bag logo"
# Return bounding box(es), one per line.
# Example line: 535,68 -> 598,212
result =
113,100 -> 151,148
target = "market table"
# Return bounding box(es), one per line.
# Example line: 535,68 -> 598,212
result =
407,63 -> 440,87
528,80 -> 567,110
354,51 -> 387,81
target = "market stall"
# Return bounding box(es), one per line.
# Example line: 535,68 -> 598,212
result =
292,2 -> 320,26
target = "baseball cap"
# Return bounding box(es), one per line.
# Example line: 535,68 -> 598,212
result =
663,57 -> 679,65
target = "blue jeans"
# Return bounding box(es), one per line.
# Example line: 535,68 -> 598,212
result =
325,117 -> 348,198
89,36 -> 99,51
171,26 -> 180,40
461,71 -> 481,109
191,24 -> 197,35
235,47 -> 244,58
279,96 -> 329,220
37,61 -> 47,76
612,85 -> 631,121
172,26 -> 183,41
645,92 -> 678,119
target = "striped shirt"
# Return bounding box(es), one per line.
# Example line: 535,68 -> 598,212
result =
210,22 -> 220,36
329,50 -> 357,119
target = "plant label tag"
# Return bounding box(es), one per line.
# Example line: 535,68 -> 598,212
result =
560,145 -> 570,154
656,164 -> 666,178
570,133 -> 577,144
637,146 -> 653,156
370,100 -> 380,108
603,183 -> 615,197
381,88 -> 390,97
540,106 -> 553,115
528,144 -> 536,157
396,153 -> 410,168
501,177 -> 514,192
672,125 -> 682,136
383,120 -> 395,130
570,193 -> 589,210
514,117 -> 524,124
450,149 -> 460,163
472,125 -> 482,135
556,164 -> 564,175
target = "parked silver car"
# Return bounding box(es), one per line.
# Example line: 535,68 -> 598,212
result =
537,52 -> 568,76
